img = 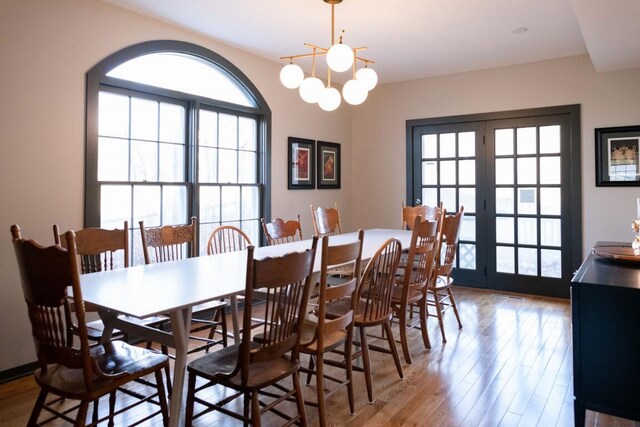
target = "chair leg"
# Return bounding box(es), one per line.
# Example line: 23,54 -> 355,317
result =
306,355 -> 316,385
185,371 -> 197,427
293,370 -> 308,427
161,345 -> 173,396
74,401 -> 90,427
108,391 -> 116,427
244,391 -> 251,425
432,291 -> 447,343
316,352 -> 326,427
345,330 -> 355,415
418,297 -> 431,350
27,389 -> 47,426
92,397 -> 100,425
251,391 -> 261,427
398,306 -> 412,364
154,370 -> 170,426
359,327 -> 374,404
383,322 -> 404,380
448,288 -> 463,329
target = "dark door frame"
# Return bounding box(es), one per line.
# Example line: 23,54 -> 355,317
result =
406,104 -> 582,298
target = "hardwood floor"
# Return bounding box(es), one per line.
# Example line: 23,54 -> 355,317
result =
1,286 -> 638,426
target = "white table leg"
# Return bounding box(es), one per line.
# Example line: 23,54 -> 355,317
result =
167,307 -> 192,427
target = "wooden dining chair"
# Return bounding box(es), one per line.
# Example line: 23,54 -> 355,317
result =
206,224 -> 252,254
55,221 -> 173,397
140,217 -> 228,353
310,203 -> 343,237
11,225 -> 170,426
206,224 -> 257,340
299,230 -> 364,426
185,238 -> 318,426
401,201 -> 443,230
53,222 -> 132,342
326,237 -> 404,403
261,215 -> 303,245
391,215 -> 439,364
400,202 -> 444,320
427,207 -> 465,343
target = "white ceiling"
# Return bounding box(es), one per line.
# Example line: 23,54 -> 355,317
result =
101,0 -> 640,85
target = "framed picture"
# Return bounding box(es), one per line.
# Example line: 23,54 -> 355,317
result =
317,141 -> 341,189
288,137 -> 315,189
596,126 -> 640,186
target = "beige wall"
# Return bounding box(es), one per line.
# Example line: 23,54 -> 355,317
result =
350,55 -> 640,255
2,0 -> 639,373
0,0 -> 352,371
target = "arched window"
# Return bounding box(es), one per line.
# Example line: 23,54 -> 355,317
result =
86,41 -> 271,264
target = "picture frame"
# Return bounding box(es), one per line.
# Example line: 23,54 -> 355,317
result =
317,141 -> 341,189
596,126 -> 640,186
288,137 -> 315,189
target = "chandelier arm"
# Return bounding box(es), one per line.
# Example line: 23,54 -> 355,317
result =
355,57 -> 375,64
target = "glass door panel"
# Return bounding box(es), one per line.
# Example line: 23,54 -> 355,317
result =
412,122 -> 486,287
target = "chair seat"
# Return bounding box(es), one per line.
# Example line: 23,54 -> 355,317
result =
432,275 -> 453,290
299,319 -> 348,353
188,343 -> 299,391
390,281 -> 424,305
34,341 -> 169,398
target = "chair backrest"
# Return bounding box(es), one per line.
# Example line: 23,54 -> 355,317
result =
401,202 -> 442,230
356,238 -> 403,323
206,225 -> 252,255
140,217 -> 197,264
398,216 -> 440,299
435,207 -> 465,279
261,215 -> 303,246
11,225 -> 96,388
314,230 -> 364,346
234,237 -> 318,384
53,222 -> 129,273
310,203 -> 342,237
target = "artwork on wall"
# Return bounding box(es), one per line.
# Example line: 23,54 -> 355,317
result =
596,125 -> 640,186
316,141 -> 341,189
288,137 -> 315,189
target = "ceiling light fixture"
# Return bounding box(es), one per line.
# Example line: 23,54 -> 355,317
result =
279,0 -> 377,111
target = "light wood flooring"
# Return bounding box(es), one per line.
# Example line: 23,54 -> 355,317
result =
1,286 -> 638,427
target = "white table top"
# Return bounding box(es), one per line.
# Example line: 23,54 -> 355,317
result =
80,228 -> 412,319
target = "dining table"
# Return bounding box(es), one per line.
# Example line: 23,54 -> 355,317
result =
80,228 -> 412,426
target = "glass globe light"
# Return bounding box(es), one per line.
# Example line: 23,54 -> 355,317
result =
342,79 -> 368,105
280,63 -> 304,89
299,77 -> 324,103
318,87 -> 341,111
356,67 -> 378,91
326,43 -> 354,72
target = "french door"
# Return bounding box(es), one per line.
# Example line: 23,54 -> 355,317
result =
407,106 -> 581,298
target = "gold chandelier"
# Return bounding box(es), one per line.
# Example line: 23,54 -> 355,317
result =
279,0 -> 378,111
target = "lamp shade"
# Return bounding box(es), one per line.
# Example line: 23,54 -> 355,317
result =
326,43 -> 354,72
342,79 -> 368,105
280,64 -> 304,89
318,87 -> 341,111
299,77 -> 325,103
356,67 -> 378,91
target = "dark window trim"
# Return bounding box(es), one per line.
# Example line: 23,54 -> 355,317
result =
85,40 -> 271,229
